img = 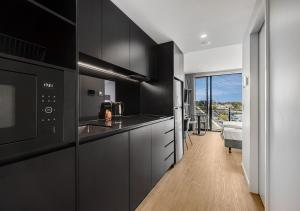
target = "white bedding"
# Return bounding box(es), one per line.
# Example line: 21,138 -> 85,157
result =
223,127 -> 242,141
223,121 -> 243,129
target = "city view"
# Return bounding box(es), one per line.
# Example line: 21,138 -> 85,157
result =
195,74 -> 242,131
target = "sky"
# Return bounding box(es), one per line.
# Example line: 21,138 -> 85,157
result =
195,74 -> 242,102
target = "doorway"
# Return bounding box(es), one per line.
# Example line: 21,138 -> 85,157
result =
195,73 -> 243,132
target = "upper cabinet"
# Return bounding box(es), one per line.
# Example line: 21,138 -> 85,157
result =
102,0 -> 130,70
78,0 -> 102,59
130,22 -> 156,79
173,44 -> 184,81
31,0 -> 76,22
78,0 -> 157,79
0,1 -> 76,69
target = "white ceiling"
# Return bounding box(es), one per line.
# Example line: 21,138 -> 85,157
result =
111,0 -> 257,53
184,44 -> 242,73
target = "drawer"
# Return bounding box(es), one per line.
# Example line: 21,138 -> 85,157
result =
163,153 -> 174,172
161,130 -> 174,147
152,118 -> 174,135
163,119 -> 174,133
163,141 -> 174,160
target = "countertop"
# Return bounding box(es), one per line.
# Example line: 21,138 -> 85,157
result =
79,115 -> 174,144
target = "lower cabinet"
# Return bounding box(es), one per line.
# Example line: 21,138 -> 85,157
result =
78,119 -> 175,211
0,147 -> 76,211
151,119 -> 175,186
130,125 -> 152,211
79,132 -> 129,211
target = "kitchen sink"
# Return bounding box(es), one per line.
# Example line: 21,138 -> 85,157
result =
78,124 -> 108,136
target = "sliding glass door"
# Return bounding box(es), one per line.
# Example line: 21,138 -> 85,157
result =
195,73 -> 242,131
211,74 -> 242,131
195,77 -> 211,130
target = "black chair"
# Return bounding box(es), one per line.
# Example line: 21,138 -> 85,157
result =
192,113 -> 208,136
183,118 -> 193,150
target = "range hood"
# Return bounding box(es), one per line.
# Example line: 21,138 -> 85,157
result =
78,53 -> 150,82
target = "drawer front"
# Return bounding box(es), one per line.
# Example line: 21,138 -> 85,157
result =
163,141 -> 174,160
152,118 -> 174,135
163,119 -> 175,133
161,130 -> 174,148
163,153 -> 174,172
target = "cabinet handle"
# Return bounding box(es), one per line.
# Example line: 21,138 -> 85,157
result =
164,129 -> 174,134
164,140 -> 174,148
164,152 -> 174,161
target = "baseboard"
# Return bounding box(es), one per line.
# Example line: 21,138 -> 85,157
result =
241,162 -> 250,187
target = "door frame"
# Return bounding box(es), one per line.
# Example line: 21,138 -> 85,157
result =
246,0 -> 269,209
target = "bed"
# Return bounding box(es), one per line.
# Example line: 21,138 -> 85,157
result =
222,123 -> 242,153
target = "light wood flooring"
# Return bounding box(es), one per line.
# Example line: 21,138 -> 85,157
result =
137,132 -> 264,211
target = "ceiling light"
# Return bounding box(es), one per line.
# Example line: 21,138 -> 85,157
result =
200,41 -> 211,46
200,34 -> 208,39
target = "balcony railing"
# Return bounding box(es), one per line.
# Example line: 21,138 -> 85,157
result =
212,108 -> 242,131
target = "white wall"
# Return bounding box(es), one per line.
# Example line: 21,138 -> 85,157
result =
269,0 -> 300,210
184,44 -> 242,73
242,33 -> 259,193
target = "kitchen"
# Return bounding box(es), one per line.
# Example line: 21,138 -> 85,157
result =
0,1 -> 184,211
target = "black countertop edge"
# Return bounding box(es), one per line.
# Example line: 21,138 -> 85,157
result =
79,116 -> 174,145
0,142 -> 76,167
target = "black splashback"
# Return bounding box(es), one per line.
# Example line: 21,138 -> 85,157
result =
116,80 -> 140,116
79,74 -> 115,121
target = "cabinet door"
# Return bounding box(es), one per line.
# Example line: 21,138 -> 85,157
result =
130,22 -> 150,77
78,0 -> 102,58
148,37 -> 158,80
130,126 -> 152,210
102,0 -> 130,69
79,132 -> 129,211
0,147 -> 76,211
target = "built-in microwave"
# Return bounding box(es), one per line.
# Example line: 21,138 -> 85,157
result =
0,57 -> 75,164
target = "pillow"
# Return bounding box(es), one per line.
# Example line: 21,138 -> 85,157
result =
223,121 -> 242,129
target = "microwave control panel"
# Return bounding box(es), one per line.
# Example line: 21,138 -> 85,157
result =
38,73 -> 63,138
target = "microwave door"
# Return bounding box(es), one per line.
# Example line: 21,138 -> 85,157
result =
0,70 -> 37,145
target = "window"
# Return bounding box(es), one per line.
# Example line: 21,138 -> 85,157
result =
195,73 -> 242,131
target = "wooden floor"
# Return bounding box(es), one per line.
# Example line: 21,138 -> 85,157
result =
137,132 -> 264,211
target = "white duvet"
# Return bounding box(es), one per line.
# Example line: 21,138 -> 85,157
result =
223,127 -> 242,141
223,121 -> 243,129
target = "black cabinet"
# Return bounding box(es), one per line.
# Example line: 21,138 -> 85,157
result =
32,0 -> 76,22
0,1 -> 76,69
78,0 -> 102,59
130,22 -> 156,78
151,119 -> 175,186
141,42 -> 184,115
102,0 -> 130,69
130,126 -> 152,210
79,132 -> 129,211
78,0 -> 157,78
0,147 -> 76,211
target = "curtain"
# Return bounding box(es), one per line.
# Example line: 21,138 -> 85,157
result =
185,74 -> 195,120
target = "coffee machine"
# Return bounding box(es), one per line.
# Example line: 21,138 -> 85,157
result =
99,101 -> 124,120
112,102 -> 124,117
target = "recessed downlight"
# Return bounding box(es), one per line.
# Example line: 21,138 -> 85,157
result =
200,33 -> 208,39
200,40 -> 211,46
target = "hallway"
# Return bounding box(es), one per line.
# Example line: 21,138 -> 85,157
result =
137,132 -> 264,211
